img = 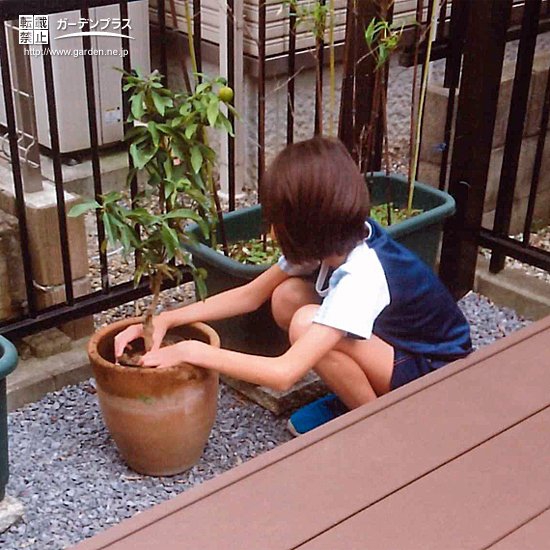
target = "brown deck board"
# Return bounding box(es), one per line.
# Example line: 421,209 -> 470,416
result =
74,316 -> 550,550
299,408 -> 550,550
487,508 -> 550,549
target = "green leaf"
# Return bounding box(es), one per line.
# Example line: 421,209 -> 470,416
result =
155,123 -> 174,135
68,200 -> 100,217
206,97 -> 219,127
126,167 -> 138,187
117,225 -> 132,253
162,157 -> 174,180
184,123 -> 198,140
218,114 -> 234,136
129,142 -> 158,170
102,212 -> 117,247
190,146 -> 203,174
377,47 -> 389,70
123,208 -> 148,222
124,125 -> 147,142
164,208 -> 201,221
151,91 -> 173,116
130,92 -> 145,119
161,224 -> 179,259
196,217 -> 210,240
195,82 -> 210,94
175,205 -> 211,239
190,170 -> 207,192
101,191 -> 123,204
194,270 -> 208,301
147,121 -> 160,147
184,187 -> 211,210
164,179 -> 176,201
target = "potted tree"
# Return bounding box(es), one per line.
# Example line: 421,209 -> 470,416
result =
0,335 -> 17,500
70,70 -> 234,475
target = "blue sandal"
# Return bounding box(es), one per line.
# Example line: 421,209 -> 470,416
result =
287,393 -> 348,436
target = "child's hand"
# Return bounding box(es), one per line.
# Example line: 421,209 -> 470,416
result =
114,314 -> 172,361
140,340 -> 208,369
114,324 -> 144,360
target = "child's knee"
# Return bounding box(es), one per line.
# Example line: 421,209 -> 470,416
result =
288,304 -> 318,343
271,278 -> 316,331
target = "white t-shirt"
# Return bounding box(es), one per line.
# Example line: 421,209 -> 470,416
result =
277,238 -> 390,339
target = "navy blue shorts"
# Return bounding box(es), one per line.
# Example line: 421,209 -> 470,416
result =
390,349 -> 449,391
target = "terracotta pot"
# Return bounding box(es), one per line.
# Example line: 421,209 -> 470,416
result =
88,318 -> 220,476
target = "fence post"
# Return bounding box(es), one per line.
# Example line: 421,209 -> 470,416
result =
338,0 -> 381,170
439,0 -> 513,299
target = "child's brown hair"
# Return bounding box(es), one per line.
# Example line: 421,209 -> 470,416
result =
262,136 -> 370,264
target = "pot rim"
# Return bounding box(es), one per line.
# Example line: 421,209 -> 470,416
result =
88,317 -> 221,374
0,335 -> 18,378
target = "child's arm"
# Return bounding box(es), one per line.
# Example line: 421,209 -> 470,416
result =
115,264 -> 290,357
160,263 -> 289,326
140,321 -> 345,392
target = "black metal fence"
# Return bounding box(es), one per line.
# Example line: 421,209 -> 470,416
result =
0,0 -> 182,339
439,0 -> 550,297
0,0 -> 548,339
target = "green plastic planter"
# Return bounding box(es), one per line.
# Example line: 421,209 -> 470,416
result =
188,174 -> 455,356
0,335 -> 18,501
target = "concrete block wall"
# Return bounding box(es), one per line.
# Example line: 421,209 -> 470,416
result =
419,52 -> 550,234
0,210 -> 25,320
0,179 -> 89,288
0,163 -> 92,336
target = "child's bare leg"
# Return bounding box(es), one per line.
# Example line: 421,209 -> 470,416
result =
271,278 -> 320,331
289,305 -> 394,409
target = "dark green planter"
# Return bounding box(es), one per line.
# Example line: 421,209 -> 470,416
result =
0,335 -> 18,501
188,174 -> 455,356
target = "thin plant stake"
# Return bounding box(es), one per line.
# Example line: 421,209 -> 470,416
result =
407,0 -> 440,212
183,0 -> 198,84
168,0 -> 192,93
407,0 -> 423,193
328,0 -> 336,135
183,0 -> 229,255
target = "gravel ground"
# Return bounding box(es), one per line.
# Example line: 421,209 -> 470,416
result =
0,291 -> 531,550
1,383 -> 292,550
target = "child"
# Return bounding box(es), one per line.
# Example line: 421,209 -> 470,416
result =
115,137 -> 472,436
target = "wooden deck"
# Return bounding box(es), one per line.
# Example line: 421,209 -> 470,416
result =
74,316 -> 550,550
